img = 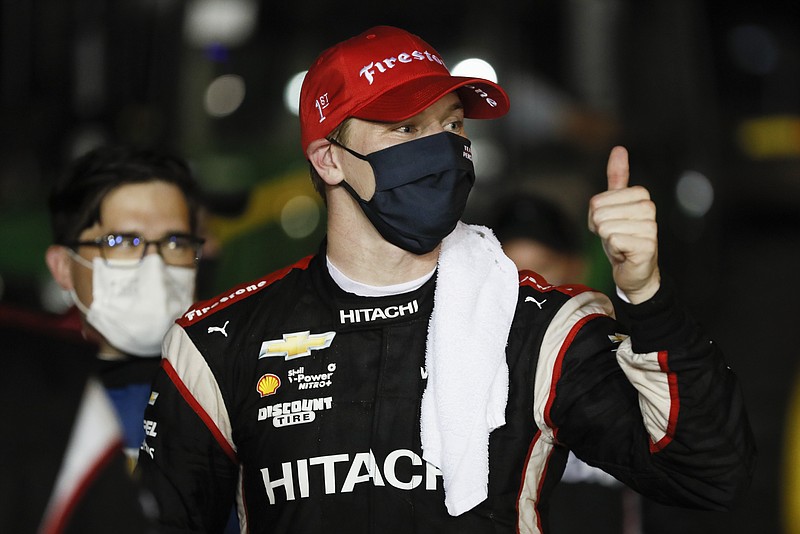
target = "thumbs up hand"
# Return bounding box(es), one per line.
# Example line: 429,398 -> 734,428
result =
588,146 -> 660,304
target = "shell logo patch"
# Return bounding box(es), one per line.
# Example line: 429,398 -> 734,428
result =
257,373 -> 282,398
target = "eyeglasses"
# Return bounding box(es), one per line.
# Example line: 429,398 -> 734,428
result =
70,233 -> 205,268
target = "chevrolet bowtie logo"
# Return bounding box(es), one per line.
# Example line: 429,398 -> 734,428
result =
258,331 -> 336,361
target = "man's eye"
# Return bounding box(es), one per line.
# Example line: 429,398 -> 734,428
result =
445,120 -> 463,131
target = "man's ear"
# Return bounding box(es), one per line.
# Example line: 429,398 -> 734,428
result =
307,138 -> 344,186
45,245 -> 74,290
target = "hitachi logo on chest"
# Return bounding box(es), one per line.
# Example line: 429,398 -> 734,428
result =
260,449 -> 443,505
339,300 -> 419,324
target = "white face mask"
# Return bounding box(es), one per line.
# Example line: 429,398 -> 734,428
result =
70,254 -> 196,357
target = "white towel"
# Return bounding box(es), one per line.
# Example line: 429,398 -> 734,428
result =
420,222 -> 519,515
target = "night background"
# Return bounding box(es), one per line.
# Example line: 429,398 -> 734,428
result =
1,1 -> 798,532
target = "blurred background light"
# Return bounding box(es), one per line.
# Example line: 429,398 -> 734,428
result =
675,170 -> 714,217
185,0 -> 259,48
728,24 -> 780,76
204,74 -> 246,117
451,58 -> 498,82
280,195 -> 321,239
284,70 -> 307,116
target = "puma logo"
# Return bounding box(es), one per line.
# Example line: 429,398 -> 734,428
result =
525,296 -> 547,309
208,320 -> 230,337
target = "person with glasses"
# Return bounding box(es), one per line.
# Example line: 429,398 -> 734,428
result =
45,145 -> 204,467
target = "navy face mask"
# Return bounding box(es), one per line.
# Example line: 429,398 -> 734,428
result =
330,131 -> 475,255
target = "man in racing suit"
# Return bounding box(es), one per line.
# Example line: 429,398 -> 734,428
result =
136,26 -> 755,533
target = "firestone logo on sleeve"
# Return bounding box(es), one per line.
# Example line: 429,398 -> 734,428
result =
183,280 -> 269,322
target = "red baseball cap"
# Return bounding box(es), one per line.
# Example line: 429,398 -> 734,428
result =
299,26 -> 510,155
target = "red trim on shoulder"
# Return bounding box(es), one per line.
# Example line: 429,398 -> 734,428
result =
41,439 -> 123,534
162,359 -> 238,463
543,313 -> 606,435
518,269 -> 594,298
650,350 -> 679,453
178,255 -> 314,326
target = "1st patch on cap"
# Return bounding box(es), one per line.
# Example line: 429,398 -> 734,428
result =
314,93 -> 331,123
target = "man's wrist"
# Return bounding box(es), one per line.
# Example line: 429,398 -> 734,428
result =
617,272 -> 661,305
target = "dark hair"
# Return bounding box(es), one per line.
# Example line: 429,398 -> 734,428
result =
49,146 -> 202,245
490,193 -> 582,255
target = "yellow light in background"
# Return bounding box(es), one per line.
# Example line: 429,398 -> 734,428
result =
280,195 -> 321,239
284,70 -> 307,116
204,74 -> 246,117
207,169 -> 322,245
451,58 -> 498,83
785,372 -> 800,534
737,115 -> 800,159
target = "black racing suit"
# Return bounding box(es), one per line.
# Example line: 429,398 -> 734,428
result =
1,321 -> 155,534
137,250 -> 755,533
